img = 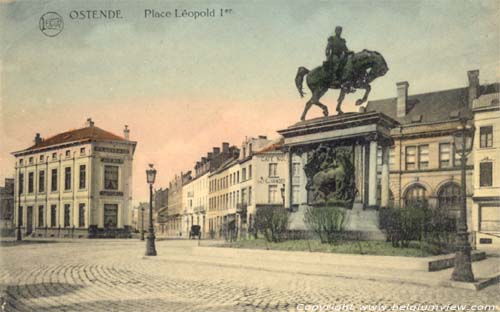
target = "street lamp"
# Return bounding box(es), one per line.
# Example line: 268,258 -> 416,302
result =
280,184 -> 286,209
140,206 -> 145,241
145,164 -> 157,256
451,117 -> 475,282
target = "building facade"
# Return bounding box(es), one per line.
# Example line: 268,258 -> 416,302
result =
471,91 -> 500,248
12,119 -> 136,238
0,178 -> 15,235
366,70 -> 499,247
153,188 -> 168,235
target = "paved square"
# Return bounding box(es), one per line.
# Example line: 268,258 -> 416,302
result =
0,239 -> 498,311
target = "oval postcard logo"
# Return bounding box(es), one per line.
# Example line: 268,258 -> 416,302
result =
39,12 -> 64,37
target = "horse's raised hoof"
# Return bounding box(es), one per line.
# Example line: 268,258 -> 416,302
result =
355,99 -> 364,106
322,109 -> 329,117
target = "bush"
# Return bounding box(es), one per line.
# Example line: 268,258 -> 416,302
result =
380,204 -> 456,252
255,206 -> 290,243
304,206 -> 346,244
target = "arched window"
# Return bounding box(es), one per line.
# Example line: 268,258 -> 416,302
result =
437,183 -> 461,213
404,184 -> 427,208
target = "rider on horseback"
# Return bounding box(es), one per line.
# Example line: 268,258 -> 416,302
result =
325,26 -> 354,91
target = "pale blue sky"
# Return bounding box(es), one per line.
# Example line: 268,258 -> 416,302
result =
1,0 -> 498,200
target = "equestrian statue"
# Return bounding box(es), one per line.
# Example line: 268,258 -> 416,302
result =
295,26 -> 389,121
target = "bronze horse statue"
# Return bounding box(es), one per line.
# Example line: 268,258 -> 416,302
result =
295,49 -> 388,121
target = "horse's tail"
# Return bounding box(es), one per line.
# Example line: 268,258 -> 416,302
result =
295,66 -> 309,98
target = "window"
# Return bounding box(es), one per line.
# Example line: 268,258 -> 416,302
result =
64,167 -> 72,190
292,185 -> 300,204
29,157 -> 33,164
50,205 -> 57,227
248,186 -> 252,205
437,183 -> 460,214
79,165 -> 86,189
269,163 -> 278,177
439,143 -> 452,168
268,185 -> 278,203
404,185 -> 427,208
19,159 -> 24,166
39,155 -> 44,162
51,169 -> 58,192
248,165 -> 252,179
39,170 -> 45,193
480,126 -> 493,148
249,143 -> 253,155
480,162 -> 493,187
78,204 -> 85,227
104,166 -> 119,190
65,150 -> 70,158
418,145 -> 429,169
38,205 -> 44,227
237,171 -> 240,183
103,204 -> 117,228
64,204 -> 70,227
28,172 -> 34,193
52,153 -> 57,160
242,168 -> 247,181
80,147 -> 86,155
19,173 -> 24,194
405,146 -> 416,170
389,147 -> 395,167
241,188 -> 247,204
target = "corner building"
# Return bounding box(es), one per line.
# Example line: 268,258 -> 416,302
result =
12,119 -> 136,238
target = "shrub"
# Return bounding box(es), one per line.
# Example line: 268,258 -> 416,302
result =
304,206 -> 346,244
255,206 -> 290,242
380,204 -> 457,252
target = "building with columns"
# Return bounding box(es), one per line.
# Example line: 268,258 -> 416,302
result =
366,70 -> 499,245
11,118 -> 136,238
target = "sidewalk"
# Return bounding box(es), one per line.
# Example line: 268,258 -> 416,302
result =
147,240 -> 500,291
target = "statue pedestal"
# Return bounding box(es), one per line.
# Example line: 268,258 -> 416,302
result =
278,112 -> 398,236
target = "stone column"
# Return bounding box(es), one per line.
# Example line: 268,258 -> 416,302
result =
381,145 -> 390,208
368,140 -> 378,208
353,144 -> 364,204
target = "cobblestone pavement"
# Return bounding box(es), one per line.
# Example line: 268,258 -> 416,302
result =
0,239 -> 498,311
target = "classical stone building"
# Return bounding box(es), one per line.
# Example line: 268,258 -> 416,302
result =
131,202 -> 149,233
0,178 -> 15,235
365,70 -> 499,241
471,89 -> 500,248
11,119 -> 136,238
166,171 -> 192,237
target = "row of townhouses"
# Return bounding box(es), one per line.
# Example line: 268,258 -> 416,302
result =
1,70 -> 498,248
149,70 -> 499,247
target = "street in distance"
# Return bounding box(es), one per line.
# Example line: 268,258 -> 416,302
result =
144,8 -> 233,19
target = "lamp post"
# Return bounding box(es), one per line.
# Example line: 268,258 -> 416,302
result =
16,181 -> 22,241
280,184 -> 286,209
140,206 -> 145,241
451,117 -> 475,282
145,164 -> 157,256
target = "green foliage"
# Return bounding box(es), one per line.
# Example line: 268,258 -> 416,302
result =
380,204 -> 457,252
255,206 -> 290,243
304,206 -> 346,244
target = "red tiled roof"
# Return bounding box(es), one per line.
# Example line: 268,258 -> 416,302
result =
255,138 -> 284,154
22,126 -> 127,152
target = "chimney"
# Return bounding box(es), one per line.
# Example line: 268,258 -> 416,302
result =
222,142 -> 229,154
34,133 -> 43,145
207,152 -> 213,160
213,147 -> 220,157
396,81 -> 409,117
86,118 -> 95,127
123,125 -> 130,140
468,70 -> 480,108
